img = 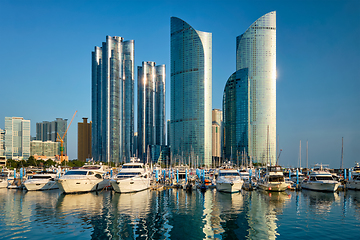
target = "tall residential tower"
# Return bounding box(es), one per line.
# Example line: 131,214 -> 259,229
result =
92,36 -> 134,164
137,61 -> 166,162
223,11 -> 276,165
170,17 -> 212,167
4,117 -> 30,160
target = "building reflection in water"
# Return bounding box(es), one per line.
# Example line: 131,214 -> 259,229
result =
246,191 -> 291,239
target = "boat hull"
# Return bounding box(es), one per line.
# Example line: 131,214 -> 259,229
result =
346,180 -> 360,190
56,178 -> 110,194
301,181 -> 340,192
24,180 -> 59,191
258,182 -> 289,192
216,181 -> 243,193
111,178 -> 150,193
0,180 -> 8,188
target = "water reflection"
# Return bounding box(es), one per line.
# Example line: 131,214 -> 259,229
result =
345,190 -> 360,221
0,188 -> 359,239
302,190 -> 339,215
247,191 -> 291,240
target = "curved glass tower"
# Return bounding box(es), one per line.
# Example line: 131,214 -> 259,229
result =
170,17 -> 212,167
92,36 -> 134,164
235,11 -> 276,165
223,68 -> 249,163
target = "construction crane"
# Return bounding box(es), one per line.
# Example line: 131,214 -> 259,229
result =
57,111 -> 77,162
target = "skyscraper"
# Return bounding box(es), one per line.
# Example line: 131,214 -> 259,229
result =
92,36 -> 134,164
0,128 -> 5,157
78,118 -> 92,162
212,109 -> 222,166
223,11 -> 276,165
36,118 -> 68,155
137,61 -> 165,162
4,117 -> 30,160
170,17 -> 212,167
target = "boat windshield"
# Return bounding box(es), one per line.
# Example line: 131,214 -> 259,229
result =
64,171 -> 88,176
116,172 -> 141,179
122,165 -> 144,169
219,172 -> 239,177
269,176 -> 284,182
315,176 -> 334,181
31,175 -> 53,179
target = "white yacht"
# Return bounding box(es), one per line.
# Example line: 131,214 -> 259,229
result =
110,162 -> 151,193
56,165 -> 110,194
258,166 -> 290,192
346,163 -> 360,190
301,164 -> 340,192
23,171 -> 59,191
290,170 -> 306,184
0,171 -> 10,188
238,169 -> 250,181
216,168 -> 244,193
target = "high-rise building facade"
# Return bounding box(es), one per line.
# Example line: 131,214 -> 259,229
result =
0,128 -> 5,156
30,140 -> 60,158
224,11 -> 276,165
212,109 -> 222,166
4,117 -> 30,160
223,68 -> 249,162
92,36 -> 134,164
78,118 -> 92,162
36,118 -> 68,155
170,17 -> 212,167
137,61 -> 166,162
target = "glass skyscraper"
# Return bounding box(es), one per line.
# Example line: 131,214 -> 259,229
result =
223,69 -> 249,162
223,11 -> 276,165
137,61 -> 166,162
36,118 -> 67,155
170,17 -> 212,167
92,36 -> 134,164
4,117 -> 30,160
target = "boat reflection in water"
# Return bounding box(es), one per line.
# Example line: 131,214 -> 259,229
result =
302,189 -> 339,215
247,191 -> 291,239
208,190 -> 246,239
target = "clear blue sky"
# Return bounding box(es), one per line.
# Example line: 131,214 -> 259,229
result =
0,0 -> 359,168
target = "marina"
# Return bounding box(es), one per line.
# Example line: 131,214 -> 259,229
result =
0,164 -> 360,239
0,186 -> 359,239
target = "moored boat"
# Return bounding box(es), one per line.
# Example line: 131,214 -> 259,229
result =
216,168 -> 243,193
23,171 -> 59,191
56,164 -> 110,194
258,166 -> 290,192
346,163 -> 360,190
301,164 -> 340,192
110,162 -> 151,193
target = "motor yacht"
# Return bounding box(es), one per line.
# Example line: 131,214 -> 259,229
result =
258,166 -> 290,192
238,169 -> 250,181
56,165 -> 110,194
0,171 -> 11,188
346,163 -> 360,190
290,170 -> 306,184
301,164 -> 340,192
110,162 -> 151,193
23,171 -> 59,191
216,168 -> 244,193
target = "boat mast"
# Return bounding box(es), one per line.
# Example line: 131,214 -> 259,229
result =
340,137 -> 344,169
306,140 -> 308,169
299,140 -> 301,169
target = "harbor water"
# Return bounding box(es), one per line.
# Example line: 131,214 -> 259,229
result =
0,188 -> 359,239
